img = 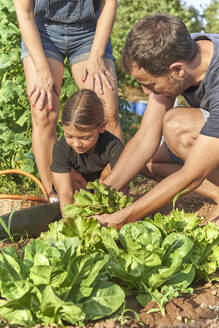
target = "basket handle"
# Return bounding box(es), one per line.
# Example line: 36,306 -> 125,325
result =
0,169 -> 49,202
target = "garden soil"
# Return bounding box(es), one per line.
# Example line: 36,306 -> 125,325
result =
81,177 -> 219,328
0,177 -> 218,328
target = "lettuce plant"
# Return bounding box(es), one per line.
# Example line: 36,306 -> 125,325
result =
0,181 -> 218,325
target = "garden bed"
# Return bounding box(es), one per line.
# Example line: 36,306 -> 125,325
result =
85,177 -> 219,328
0,176 -> 218,328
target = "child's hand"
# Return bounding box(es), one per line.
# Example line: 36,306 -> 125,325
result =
71,168 -> 87,192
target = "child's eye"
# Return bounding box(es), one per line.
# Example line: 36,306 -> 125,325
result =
65,134 -> 72,139
82,136 -> 89,140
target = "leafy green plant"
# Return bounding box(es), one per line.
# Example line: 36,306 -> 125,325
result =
0,237 -> 125,326
0,206 -> 19,245
0,182 -> 218,326
118,305 -> 144,326
63,180 -> 133,218
0,1 -> 77,176
42,182 -> 218,315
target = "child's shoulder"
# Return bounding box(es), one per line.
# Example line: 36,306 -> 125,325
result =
57,135 -> 66,143
98,131 -> 124,153
101,130 -> 123,144
53,136 -> 70,151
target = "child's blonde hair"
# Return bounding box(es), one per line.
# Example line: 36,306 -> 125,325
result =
61,89 -> 105,130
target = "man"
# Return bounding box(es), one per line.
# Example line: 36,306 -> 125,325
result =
95,13 -> 219,228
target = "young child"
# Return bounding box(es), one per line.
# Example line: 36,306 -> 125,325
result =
50,89 -> 124,216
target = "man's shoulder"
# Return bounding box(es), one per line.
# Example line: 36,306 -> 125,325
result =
191,33 -> 219,43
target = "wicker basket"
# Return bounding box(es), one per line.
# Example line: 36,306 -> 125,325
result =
0,169 -> 49,216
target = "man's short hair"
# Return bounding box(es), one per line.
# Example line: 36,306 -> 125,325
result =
121,13 -> 198,76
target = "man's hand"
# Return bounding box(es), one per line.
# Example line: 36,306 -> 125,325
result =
93,211 -> 126,230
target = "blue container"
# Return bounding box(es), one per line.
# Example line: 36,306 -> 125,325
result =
127,101 -> 136,113
135,101 -> 147,115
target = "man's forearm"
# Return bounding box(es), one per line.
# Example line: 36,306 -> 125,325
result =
103,135 -> 153,189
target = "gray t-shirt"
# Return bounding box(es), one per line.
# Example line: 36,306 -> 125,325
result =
182,33 -> 219,138
50,130 -> 124,182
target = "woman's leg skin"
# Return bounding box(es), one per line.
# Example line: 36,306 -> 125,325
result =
23,57 -> 64,194
71,58 -> 124,143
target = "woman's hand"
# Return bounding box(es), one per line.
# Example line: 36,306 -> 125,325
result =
29,70 -> 59,111
82,55 -> 115,95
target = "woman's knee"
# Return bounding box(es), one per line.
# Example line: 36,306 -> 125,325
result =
104,102 -> 120,124
31,106 -> 59,131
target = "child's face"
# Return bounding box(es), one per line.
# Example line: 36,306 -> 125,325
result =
63,124 -> 103,154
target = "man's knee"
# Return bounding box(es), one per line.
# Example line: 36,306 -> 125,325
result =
163,107 -> 200,156
164,108 -> 192,145
163,108 -> 183,138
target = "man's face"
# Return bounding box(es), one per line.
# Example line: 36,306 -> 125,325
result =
130,63 -> 186,97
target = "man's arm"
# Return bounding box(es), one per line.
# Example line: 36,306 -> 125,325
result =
97,133 -> 219,227
103,93 -> 175,189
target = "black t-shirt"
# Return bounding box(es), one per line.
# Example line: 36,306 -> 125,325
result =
50,130 -> 124,182
182,33 -> 219,138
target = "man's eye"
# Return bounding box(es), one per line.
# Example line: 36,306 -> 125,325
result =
66,135 -> 72,139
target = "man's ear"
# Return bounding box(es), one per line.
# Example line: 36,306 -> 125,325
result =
169,62 -> 184,78
98,120 -> 108,133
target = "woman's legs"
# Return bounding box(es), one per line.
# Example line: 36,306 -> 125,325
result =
71,58 -> 124,143
23,57 -> 64,194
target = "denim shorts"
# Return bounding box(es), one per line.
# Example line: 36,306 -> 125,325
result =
21,17 -> 114,66
163,108 -> 209,165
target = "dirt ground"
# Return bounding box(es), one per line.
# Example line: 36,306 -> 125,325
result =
0,178 -> 218,328
82,176 -> 219,328
128,176 -> 218,225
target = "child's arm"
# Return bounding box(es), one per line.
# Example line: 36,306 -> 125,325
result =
52,169 -> 87,217
100,134 -> 128,192
70,167 -> 87,192
52,172 -> 74,217
99,163 -> 111,183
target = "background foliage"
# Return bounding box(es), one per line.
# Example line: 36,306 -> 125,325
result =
0,0 -> 218,191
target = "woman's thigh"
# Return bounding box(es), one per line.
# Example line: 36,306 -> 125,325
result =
23,56 -> 64,126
